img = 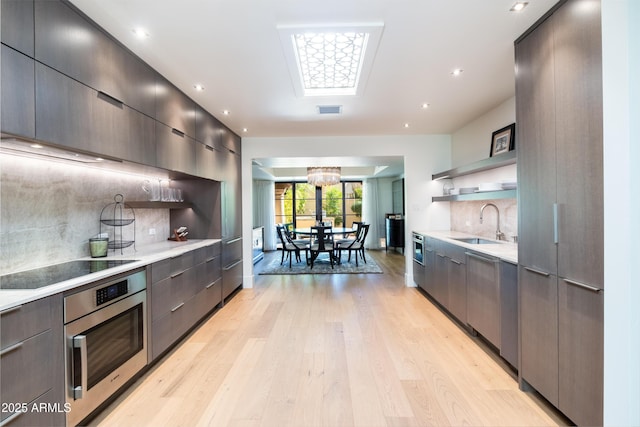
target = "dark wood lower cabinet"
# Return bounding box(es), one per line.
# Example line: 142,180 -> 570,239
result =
519,267 -> 559,407
466,251 -> 500,347
447,257 -> 467,325
0,295 -> 64,427
150,244 -> 222,361
499,261 -> 518,369
558,280 -> 603,426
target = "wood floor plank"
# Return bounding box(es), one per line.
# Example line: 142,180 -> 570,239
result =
89,250 -> 564,427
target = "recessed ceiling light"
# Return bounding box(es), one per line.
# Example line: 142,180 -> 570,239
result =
403,123 -> 410,128
242,128 -> 248,133
451,68 -> 464,76
223,110 -> 230,115
193,84 -> 205,91
421,103 -> 429,109
132,28 -> 149,39
510,2 -> 529,12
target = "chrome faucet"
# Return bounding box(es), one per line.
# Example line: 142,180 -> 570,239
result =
480,203 -> 504,241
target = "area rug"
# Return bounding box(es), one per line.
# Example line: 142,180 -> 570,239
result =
258,253 -> 383,275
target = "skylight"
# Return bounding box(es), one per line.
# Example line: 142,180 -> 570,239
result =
278,24 -> 384,97
294,32 -> 367,95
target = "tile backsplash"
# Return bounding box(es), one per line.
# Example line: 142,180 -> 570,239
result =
1,154 -> 172,275
450,199 -> 517,242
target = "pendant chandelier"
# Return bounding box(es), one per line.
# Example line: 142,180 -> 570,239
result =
307,166 -> 341,187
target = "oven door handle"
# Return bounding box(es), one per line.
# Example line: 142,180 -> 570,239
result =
73,335 -> 88,400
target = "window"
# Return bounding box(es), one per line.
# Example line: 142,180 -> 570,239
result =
274,181 -> 362,229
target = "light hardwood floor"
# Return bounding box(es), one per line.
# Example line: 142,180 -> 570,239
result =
90,250 -> 565,427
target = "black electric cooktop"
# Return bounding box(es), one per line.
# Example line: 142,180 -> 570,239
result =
0,260 -> 138,290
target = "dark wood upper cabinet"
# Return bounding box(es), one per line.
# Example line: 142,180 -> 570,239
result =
1,0 -> 34,56
155,121 -> 197,174
155,77 -> 196,138
195,105 -> 223,149
515,14 -> 557,274
36,63 -> 155,165
34,0 -> 156,118
553,0 -> 603,288
220,126 -> 241,154
1,45 -> 36,139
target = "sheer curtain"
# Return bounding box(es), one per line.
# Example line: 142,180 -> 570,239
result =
253,180 -> 277,251
362,178 -> 382,249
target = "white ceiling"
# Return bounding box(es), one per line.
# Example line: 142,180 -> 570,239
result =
69,0 -> 557,179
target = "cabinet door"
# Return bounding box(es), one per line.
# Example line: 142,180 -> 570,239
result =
558,280 -> 603,426
466,251 -> 500,347
423,245 -> 435,296
433,249 -> 449,309
155,122 -> 197,174
413,260 -> 425,289
554,0 -> 604,288
155,77 -> 196,138
1,45 -> 35,138
1,0 -> 34,56
515,15 -> 557,273
519,266 -> 558,406
447,257 -> 467,324
35,1 -> 126,102
221,150 -> 242,238
499,261 -> 518,369
195,105 -> 223,149
220,125 -> 241,154
35,63 -> 92,151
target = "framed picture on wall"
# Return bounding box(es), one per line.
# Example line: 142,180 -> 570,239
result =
490,123 -> 516,157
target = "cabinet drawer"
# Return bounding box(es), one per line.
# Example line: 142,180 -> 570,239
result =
0,330 -> 53,412
1,298 -> 52,348
151,258 -> 171,284
222,259 -> 243,300
0,388 -> 64,427
194,277 -> 222,320
222,237 -> 243,266
206,242 -> 222,259
205,254 -> 222,284
171,251 -> 195,276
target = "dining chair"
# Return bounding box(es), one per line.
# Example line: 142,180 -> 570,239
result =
334,221 -> 363,249
335,223 -> 370,266
309,225 -> 335,269
276,225 -> 308,268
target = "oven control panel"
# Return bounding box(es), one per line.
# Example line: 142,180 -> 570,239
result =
96,280 -> 129,306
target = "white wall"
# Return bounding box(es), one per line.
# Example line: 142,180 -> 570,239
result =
602,0 -> 640,425
451,97 -> 516,167
241,134 -> 451,287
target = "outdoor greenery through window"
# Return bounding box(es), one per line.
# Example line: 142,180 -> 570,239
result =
274,181 -> 362,230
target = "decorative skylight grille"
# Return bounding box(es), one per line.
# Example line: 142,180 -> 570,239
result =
294,32 -> 367,92
278,23 -> 384,97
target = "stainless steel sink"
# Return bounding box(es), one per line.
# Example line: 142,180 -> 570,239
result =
451,237 -> 501,245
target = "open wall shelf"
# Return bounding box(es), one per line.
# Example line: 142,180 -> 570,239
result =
432,151 -> 516,180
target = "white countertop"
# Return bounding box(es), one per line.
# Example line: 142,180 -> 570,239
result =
414,230 -> 518,264
0,239 -> 221,312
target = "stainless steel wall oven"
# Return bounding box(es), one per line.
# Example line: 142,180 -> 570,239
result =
63,268 -> 147,426
412,232 -> 424,265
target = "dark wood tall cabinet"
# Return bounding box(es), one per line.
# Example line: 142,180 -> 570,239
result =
515,1 -> 603,425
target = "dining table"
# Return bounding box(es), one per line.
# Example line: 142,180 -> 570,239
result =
293,227 -> 355,237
